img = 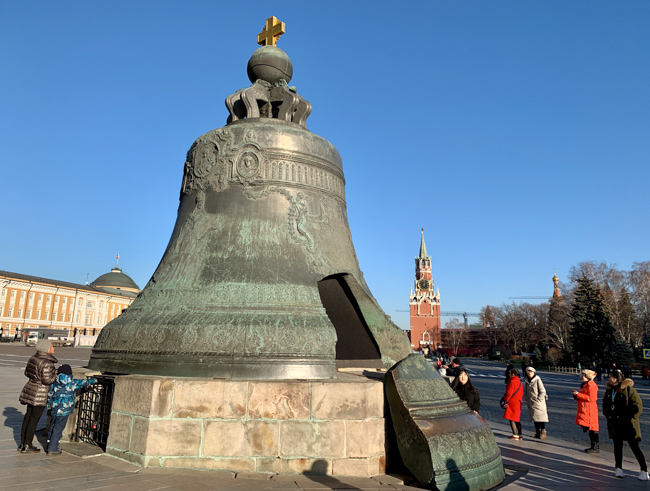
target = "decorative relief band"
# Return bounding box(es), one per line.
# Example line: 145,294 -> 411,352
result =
181,128 -> 345,202
261,160 -> 344,200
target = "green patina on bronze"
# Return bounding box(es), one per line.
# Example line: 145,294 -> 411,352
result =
88,45 -> 410,379
385,355 -> 505,490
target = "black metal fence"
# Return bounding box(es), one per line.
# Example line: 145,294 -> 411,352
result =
75,375 -> 115,450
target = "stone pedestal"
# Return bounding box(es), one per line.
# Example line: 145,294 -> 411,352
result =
106,371 -> 386,477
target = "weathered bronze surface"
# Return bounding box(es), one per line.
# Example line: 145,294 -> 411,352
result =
385,355 -> 505,491
88,45 -> 411,379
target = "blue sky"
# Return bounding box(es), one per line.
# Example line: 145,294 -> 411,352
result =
1,2 -> 648,330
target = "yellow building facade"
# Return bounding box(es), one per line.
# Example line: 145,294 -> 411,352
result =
0,267 -> 140,338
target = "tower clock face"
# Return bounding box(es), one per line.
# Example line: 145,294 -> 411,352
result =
418,278 -> 430,290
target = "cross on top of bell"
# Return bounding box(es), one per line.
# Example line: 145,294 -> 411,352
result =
257,16 -> 285,46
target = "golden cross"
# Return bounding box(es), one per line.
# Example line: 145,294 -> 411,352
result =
257,16 -> 285,46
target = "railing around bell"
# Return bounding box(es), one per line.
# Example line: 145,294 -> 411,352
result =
74,375 -> 115,451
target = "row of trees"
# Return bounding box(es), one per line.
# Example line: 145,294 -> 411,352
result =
478,261 -> 650,365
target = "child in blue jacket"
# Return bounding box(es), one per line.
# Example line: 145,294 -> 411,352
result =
45,364 -> 97,455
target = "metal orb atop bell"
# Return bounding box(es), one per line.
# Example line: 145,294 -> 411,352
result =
247,46 -> 293,84
87,17 -> 411,379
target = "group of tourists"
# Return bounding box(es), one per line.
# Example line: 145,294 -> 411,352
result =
17,339 -> 96,455
500,366 -> 548,440
447,360 -> 648,481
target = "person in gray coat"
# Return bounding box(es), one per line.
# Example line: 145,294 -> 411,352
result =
18,339 -> 57,453
525,366 -> 549,439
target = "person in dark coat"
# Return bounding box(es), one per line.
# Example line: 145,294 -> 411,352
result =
442,358 -> 463,378
18,339 -> 57,453
603,369 -> 648,480
502,367 -> 524,439
450,367 -> 480,414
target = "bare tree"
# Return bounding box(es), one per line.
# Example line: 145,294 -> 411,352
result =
547,295 -> 571,351
630,261 -> 650,337
444,318 -> 469,356
479,305 -> 500,347
493,303 -> 527,354
618,286 -> 640,345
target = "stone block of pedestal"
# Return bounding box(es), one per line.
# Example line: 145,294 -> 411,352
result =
105,372 -> 386,477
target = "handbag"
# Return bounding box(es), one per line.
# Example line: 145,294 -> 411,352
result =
500,383 -> 521,410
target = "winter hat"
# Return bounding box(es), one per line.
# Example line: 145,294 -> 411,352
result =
57,364 -> 73,377
526,366 -> 536,374
35,339 -> 52,353
609,369 -> 623,384
582,369 -> 596,380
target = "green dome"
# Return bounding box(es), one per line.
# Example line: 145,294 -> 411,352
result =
91,267 -> 140,293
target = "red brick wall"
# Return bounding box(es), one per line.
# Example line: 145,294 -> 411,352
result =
409,302 -> 440,350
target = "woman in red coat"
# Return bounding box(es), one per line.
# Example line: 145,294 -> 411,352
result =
502,367 -> 524,439
572,369 -> 599,453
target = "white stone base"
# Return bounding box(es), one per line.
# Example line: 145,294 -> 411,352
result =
105,371 -> 386,477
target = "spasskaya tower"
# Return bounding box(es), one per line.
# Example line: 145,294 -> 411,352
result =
408,229 -> 441,351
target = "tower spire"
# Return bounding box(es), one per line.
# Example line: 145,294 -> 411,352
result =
552,272 -> 561,298
419,228 -> 428,259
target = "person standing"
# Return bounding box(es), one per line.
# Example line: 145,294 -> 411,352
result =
45,365 -> 97,455
603,369 -> 648,480
573,369 -> 599,454
525,367 -> 549,439
442,358 -> 463,379
18,339 -> 57,453
502,367 -> 523,440
450,367 -> 480,414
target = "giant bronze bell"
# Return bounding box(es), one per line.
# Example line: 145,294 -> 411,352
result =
88,32 -> 411,379
89,21 -> 505,490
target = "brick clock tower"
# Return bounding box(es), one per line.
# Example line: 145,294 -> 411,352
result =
408,229 -> 441,351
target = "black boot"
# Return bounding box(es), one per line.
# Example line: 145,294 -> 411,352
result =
585,442 -> 600,454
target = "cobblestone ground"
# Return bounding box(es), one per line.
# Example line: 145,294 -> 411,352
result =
463,358 -> 650,456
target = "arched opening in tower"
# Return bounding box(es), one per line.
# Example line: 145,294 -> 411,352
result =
317,274 -> 382,368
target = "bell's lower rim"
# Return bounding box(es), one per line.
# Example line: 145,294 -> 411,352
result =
87,351 -> 337,380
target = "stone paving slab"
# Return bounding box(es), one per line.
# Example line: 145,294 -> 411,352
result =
490,421 -> 649,489
3,417 -> 650,490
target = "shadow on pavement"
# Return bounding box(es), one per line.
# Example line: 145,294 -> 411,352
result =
3,406 -> 23,445
302,459 -> 363,490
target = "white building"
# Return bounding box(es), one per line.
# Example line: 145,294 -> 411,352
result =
0,266 -> 140,338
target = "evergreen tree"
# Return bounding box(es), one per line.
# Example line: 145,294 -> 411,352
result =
612,334 -> 635,365
570,276 -> 616,365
